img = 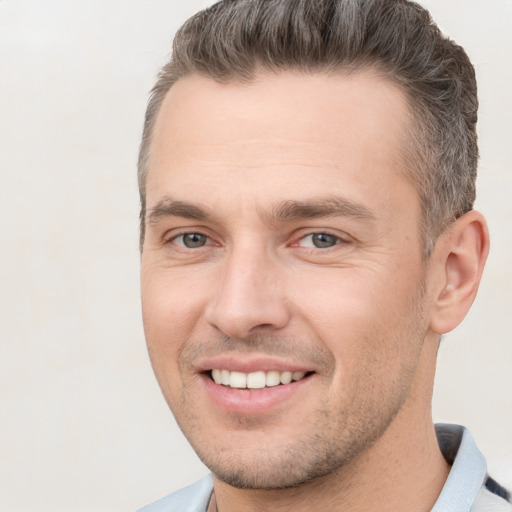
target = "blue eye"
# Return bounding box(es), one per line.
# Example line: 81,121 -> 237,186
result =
174,233 -> 208,248
300,233 -> 340,248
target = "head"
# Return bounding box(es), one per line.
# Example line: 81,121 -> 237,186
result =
138,0 -> 479,258
138,0 -> 488,494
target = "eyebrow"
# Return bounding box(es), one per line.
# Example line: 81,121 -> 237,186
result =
267,197 -> 376,223
147,198 -> 212,225
146,195 -> 376,226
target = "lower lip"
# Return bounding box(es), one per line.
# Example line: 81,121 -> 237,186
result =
201,373 -> 313,415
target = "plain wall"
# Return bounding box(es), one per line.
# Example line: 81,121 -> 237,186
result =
0,1 -> 510,510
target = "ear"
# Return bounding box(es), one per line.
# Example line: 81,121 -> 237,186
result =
429,210 -> 490,334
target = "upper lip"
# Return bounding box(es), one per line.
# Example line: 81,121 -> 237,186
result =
195,355 -> 313,374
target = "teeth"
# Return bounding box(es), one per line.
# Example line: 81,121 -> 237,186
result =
247,371 -> 266,389
230,371 -> 247,388
210,369 -> 309,389
212,369 -> 222,384
266,371 -> 281,387
280,371 -> 292,385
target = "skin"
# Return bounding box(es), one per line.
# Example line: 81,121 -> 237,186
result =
140,70 -> 489,512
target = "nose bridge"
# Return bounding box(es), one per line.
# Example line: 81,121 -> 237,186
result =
205,239 -> 290,338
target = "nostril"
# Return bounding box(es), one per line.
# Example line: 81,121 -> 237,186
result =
251,323 -> 273,331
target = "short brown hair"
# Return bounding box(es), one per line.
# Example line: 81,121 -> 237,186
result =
138,0 -> 478,256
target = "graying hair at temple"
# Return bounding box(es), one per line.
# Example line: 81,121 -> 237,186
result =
138,0 -> 478,257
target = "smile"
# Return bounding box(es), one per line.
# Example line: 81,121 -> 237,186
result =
210,369 -> 309,389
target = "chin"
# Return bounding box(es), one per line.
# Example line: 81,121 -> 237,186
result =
189,426 -> 366,491
206,455 -> 343,490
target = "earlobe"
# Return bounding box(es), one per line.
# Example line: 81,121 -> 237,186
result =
429,210 -> 490,335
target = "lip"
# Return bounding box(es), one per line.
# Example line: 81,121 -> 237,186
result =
201,373 -> 313,415
196,355 -> 315,415
196,355 -> 312,374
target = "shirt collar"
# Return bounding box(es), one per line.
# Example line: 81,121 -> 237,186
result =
431,423 -> 487,512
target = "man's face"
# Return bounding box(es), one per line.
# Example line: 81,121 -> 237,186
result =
141,71 -> 436,489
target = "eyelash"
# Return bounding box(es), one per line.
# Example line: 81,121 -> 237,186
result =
291,231 -> 350,251
166,232 -> 215,249
301,233 -> 335,246
165,230 -> 350,251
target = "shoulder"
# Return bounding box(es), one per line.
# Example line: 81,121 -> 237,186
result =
432,424 -> 511,511
136,474 -> 213,512
473,485 -> 512,512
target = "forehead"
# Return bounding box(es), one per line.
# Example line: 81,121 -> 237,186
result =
146,70 -> 415,216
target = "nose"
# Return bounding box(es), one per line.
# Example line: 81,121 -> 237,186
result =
204,244 -> 291,339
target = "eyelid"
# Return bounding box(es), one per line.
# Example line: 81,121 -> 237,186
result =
173,233 -> 207,248
301,233 -> 339,247
163,228 -> 218,247
289,229 -> 352,248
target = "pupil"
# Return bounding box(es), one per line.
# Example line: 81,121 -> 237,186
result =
313,233 -> 337,248
184,233 -> 206,248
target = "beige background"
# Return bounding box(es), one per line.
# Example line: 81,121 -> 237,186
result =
0,1 -> 510,510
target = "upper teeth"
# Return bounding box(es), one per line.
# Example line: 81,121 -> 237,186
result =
211,369 -> 306,389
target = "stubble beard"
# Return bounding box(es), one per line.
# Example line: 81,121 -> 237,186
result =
168,282 -> 429,490
193,407 -> 400,491
172,348 -> 423,489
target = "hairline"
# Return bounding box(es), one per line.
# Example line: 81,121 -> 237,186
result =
138,64 -> 438,258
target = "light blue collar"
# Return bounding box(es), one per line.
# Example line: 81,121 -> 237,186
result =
431,424 -> 487,511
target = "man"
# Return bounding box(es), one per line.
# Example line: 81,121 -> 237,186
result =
136,0 -> 511,510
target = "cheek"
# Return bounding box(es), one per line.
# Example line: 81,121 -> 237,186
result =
292,266 -> 424,369
293,268 -> 398,333
141,270 -> 207,393
142,268 -> 205,337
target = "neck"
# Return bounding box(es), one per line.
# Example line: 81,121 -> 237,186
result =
210,336 -> 450,512
211,421 -> 449,512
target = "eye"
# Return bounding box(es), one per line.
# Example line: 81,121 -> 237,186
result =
298,233 -> 341,249
172,232 -> 209,248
